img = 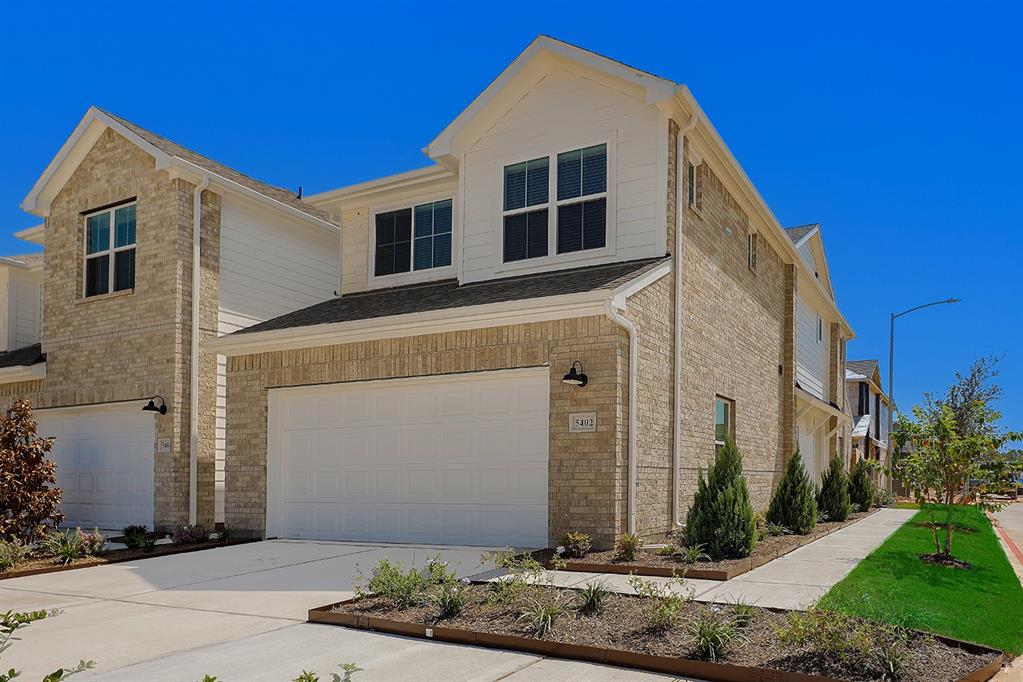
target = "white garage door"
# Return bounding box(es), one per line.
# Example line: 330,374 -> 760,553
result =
35,404 -> 155,530
268,368 -> 549,547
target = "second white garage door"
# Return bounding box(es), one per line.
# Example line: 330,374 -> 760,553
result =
267,368 -> 549,547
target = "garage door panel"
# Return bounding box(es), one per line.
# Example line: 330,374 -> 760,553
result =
270,370 -> 549,547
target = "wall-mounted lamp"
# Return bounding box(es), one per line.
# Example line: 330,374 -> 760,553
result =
142,395 -> 168,415
562,361 -> 588,388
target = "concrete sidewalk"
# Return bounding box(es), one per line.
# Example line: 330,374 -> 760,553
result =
991,502 -> 1023,583
544,507 -> 917,609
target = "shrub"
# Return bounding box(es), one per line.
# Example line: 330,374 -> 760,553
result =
484,550 -> 548,605
172,524 -> 210,545
688,608 -> 742,661
517,595 -> 568,638
684,437 -> 757,560
40,529 -> 86,565
728,596 -> 756,628
776,608 -> 908,679
121,524 -> 148,549
767,451 -> 818,535
0,401 -> 63,543
875,488 -> 896,507
430,583 -> 465,618
848,458 -> 876,512
676,544 -> 710,565
557,531 -> 591,558
356,558 -> 429,607
0,539 -> 28,572
818,455 -> 852,522
78,528 -> 106,556
613,533 -> 642,561
628,574 -> 693,631
575,579 -> 610,616
654,543 -> 679,556
139,534 -> 157,552
215,525 -> 233,543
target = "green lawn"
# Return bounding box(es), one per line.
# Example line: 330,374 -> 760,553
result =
818,504 -> 1023,655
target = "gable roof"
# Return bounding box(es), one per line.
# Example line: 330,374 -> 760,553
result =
21,107 -> 336,230
784,223 -> 818,246
847,359 -> 879,379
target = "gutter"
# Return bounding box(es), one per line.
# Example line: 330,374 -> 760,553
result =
189,176 -> 210,526
605,299 -> 638,535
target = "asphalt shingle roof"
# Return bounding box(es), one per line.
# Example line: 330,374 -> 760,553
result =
100,109 -> 334,226
784,223 -> 818,244
847,359 -> 879,378
0,344 -> 44,369
236,256 -> 670,335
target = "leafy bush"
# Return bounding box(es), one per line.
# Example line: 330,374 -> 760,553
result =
613,533 -> 642,561
484,550 -> 548,606
215,525 -> 233,543
139,534 -> 157,552
875,488 -> 896,507
818,455 -> 852,522
767,451 -> 818,535
848,458 -> 876,512
0,401 -> 63,543
172,524 -> 210,545
0,540 -> 28,572
676,544 -> 710,565
78,528 -> 105,556
557,531 -> 591,558
357,558 -> 429,607
628,574 -> 693,631
575,579 -> 611,616
40,529 -> 86,565
684,437 -> 757,560
517,595 -> 568,638
688,608 -> 742,661
654,544 -> 679,556
121,524 -> 148,549
430,583 -> 465,618
776,608 -> 908,679
1,609 -> 96,681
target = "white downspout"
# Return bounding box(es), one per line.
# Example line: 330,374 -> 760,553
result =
606,298 -> 638,535
673,112 -> 699,529
189,176 -> 210,526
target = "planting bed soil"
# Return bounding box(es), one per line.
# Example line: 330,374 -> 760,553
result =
0,538 -> 259,580
552,510 -> 876,580
313,584 -> 1001,682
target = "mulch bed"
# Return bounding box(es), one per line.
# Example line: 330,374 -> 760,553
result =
320,584 -> 1001,682
0,538 -> 259,580
551,510 -> 877,580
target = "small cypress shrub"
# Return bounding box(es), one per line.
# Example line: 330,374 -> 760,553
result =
848,458 -> 875,512
818,455 -> 852,522
767,451 -> 818,535
684,437 -> 757,560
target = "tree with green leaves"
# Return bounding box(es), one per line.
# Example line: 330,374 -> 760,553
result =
818,455 -> 852,522
684,437 -> 757,560
892,356 -> 1019,559
767,452 -> 818,534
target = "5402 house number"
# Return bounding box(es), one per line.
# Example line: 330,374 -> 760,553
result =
569,412 -> 597,432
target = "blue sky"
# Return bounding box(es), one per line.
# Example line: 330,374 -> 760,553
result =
1,1 -> 1020,431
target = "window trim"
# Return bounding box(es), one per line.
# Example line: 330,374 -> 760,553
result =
747,231 -> 758,272
714,395 -> 735,448
495,135 -> 616,275
367,192 -> 458,289
82,201 -> 137,298
816,314 -> 824,343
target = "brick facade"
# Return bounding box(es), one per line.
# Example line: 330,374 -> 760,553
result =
0,128 -> 220,530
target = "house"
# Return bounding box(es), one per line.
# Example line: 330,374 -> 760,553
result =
846,359 -> 894,478
1,108 -> 340,531
785,223 -> 853,481
212,36 -> 854,548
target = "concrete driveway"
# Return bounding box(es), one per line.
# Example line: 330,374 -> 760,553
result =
0,540 -> 680,681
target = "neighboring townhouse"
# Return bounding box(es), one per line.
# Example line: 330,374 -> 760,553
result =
846,359 -> 894,477
785,223 -> 853,481
213,36 -> 853,548
1,108 -> 339,531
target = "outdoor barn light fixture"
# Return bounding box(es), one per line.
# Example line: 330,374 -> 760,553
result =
562,361 -> 588,388
142,395 -> 167,415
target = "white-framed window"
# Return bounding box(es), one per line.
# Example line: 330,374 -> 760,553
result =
816,314 -> 824,343
714,395 -> 734,449
747,232 -> 758,271
374,198 -> 453,277
84,202 -> 136,297
686,160 -> 702,209
502,143 -> 608,263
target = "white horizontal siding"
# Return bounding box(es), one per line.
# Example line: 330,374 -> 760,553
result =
12,271 -> 41,349
460,65 -> 664,284
796,291 -> 829,400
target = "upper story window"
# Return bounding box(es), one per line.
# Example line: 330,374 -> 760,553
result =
84,202 -> 136,297
816,315 -> 824,343
747,232 -> 758,271
374,199 -> 453,277
714,396 -> 734,449
502,144 -> 607,263
686,160 -> 702,210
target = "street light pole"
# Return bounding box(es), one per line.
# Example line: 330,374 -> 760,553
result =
887,297 -> 960,487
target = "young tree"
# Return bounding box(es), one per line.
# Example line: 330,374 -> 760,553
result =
818,455 -> 852,522
684,437 -> 757,560
0,400 -> 63,543
767,451 -> 818,534
892,358 -> 1019,560
848,457 -> 876,512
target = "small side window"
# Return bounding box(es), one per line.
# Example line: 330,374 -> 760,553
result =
817,315 -> 824,343
747,232 -> 758,271
714,396 -> 734,449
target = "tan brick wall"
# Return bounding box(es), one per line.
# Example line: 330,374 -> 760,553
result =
225,317 -> 635,548
0,128 -> 220,530
677,137 -> 789,513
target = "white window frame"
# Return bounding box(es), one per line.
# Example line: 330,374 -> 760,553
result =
82,201 -> 136,298
747,231 -> 758,271
714,395 -> 734,449
816,314 -> 824,343
495,135 -> 616,275
367,192 -> 457,289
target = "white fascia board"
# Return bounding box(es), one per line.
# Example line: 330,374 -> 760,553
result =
791,225 -> 820,249
672,89 -> 854,338
305,165 -> 453,206
212,290 -> 612,357
610,259 -> 672,309
14,225 -> 45,245
795,386 -> 851,424
0,363 -> 46,384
